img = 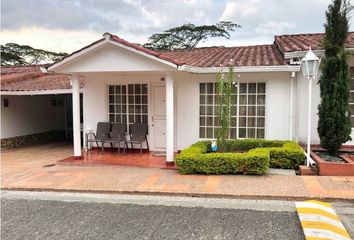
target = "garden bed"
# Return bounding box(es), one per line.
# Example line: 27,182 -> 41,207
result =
175,139 -> 305,175
310,149 -> 354,176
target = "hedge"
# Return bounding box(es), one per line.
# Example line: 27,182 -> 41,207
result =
175,140 -> 305,175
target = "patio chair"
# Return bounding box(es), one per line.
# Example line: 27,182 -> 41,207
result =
102,123 -> 128,153
126,123 -> 149,155
86,122 -> 111,151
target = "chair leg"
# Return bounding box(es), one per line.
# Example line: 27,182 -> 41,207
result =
145,136 -> 149,151
101,142 -> 104,153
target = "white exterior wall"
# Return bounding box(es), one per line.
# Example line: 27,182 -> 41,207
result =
295,56 -> 354,145
1,95 -> 66,138
83,71 -> 294,151
175,72 -> 293,149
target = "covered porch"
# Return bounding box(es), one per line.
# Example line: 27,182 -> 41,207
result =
46,33 -> 179,165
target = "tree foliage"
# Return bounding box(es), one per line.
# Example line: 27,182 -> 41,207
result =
216,64 -> 235,152
143,21 -> 240,51
1,43 -> 67,65
318,0 -> 353,154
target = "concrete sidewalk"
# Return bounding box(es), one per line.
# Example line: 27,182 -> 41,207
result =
1,142 -> 354,201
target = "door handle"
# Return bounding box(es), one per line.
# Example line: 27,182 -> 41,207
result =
151,116 -> 154,127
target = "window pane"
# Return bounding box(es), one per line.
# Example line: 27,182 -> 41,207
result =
109,105 -> 114,113
207,95 -> 214,104
239,83 -> 247,93
142,105 -> 147,114
115,86 -> 121,94
248,95 -> 256,105
248,106 -> 256,116
142,115 -> 148,123
142,84 -> 148,94
200,127 -> 205,138
248,128 -> 256,138
200,117 -> 206,126
200,95 -> 206,104
239,128 -> 246,138
109,114 -> 115,122
257,83 -> 266,93
109,96 -> 114,103
239,106 -> 247,116
239,95 -> 247,105
257,95 -> 266,105
128,84 -> 134,94
135,95 -> 141,104
207,117 -> 213,126
231,117 -> 237,127
249,83 -> 257,93
135,84 -> 141,94
207,106 -> 213,115
257,129 -> 265,139
207,83 -> 214,94
122,86 -> 126,94
248,117 -> 256,127
128,96 -> 134,104
239,117 -> 247,127
129,105 -> 134,113
350,92 -> 354,102
200,83 -> 206,94
257,106 -> 265,116
230,128 -> 237,139
200,106 -> 206,115
207,127 -> 213,138
109,86 -> 114,94
257,118 -> 265,127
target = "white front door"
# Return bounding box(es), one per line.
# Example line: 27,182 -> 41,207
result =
151,85 -> 166,150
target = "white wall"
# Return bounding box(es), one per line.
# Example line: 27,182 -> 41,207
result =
296,56 -> 354,145
175,72 -> 293,149
1,95 -> 66,138
83,71 -> 294,151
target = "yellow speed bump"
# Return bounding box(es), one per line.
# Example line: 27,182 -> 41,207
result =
295,200 -> 351,240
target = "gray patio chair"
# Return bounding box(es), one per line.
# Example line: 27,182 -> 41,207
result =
126,123 -> 149,155
86,122 -> 111,151
102,123 -> 128,153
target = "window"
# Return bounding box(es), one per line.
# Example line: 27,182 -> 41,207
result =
199,82 -> 266,139
350,67 -> 354,127
108,84 -> 148,130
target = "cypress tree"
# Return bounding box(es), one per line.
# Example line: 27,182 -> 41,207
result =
318,0 -> 353,155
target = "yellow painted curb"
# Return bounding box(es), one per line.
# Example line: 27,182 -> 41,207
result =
295,200 -> 351,240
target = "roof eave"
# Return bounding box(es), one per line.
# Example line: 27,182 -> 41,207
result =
178,65 -> 300,73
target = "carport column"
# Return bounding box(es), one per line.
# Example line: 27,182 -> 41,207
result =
71,76 -> 82,158
165,72 -> 174,164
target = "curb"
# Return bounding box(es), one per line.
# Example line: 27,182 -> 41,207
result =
2,187 -> 354,203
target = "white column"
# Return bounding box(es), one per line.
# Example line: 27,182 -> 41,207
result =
71,76 -> 82,158
306,76 -> 313,167
165,73 -> 174,163
289,75 -> 295,140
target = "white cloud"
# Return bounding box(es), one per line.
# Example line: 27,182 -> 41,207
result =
220,0 -> 260,21
255,21 -> 296,35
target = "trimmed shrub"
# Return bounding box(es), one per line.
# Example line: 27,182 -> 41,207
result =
175,140 -> 305,175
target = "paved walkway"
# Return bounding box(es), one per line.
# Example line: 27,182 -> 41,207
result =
1,142 -> 354,201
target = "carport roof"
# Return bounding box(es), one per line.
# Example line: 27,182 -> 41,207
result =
1,65 -> 83,92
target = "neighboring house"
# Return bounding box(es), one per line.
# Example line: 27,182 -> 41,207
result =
0,65 -> 83,149
4,32 -> 354,164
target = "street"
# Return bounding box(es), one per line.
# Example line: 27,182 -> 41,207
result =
0,191 -> 306,240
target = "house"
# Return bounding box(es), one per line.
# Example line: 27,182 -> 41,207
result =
0,65 -> 84,148
3,32 -> 354,164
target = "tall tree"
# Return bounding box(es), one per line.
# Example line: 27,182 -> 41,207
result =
1,43 -> 67,65
143,21 -> 240,51
318,0 -> 353,154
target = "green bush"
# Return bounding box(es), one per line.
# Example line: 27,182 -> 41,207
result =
175,140 -> 305,175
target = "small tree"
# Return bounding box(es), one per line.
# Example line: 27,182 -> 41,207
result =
216,64 -> 234,152
318,0 -> 353,155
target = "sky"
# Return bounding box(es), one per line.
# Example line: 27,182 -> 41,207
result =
1,0 -> 354,54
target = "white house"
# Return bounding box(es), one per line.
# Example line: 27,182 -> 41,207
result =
3,32 -> 354,164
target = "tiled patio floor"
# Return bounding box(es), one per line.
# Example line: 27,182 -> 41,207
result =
58,148 -> 175,169
1,142 -> 354,201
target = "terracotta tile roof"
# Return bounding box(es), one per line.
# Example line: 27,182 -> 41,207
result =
275,32 -> 354,53
162,44 -> 287,67
1,65 -> 83,92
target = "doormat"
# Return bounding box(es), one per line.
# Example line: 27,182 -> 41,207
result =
152,151 -> 166,157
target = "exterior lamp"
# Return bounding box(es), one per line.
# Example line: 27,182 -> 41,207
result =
300,47 -> 321,167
